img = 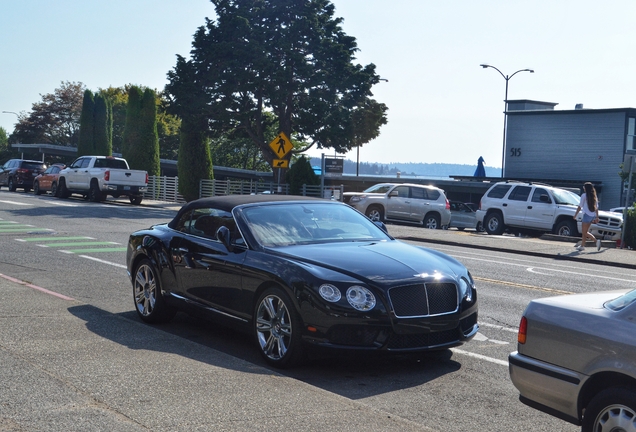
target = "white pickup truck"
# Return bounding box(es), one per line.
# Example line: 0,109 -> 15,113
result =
57,156 -> 148,205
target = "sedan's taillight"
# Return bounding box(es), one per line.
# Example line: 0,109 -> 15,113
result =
518,316 -> 527,344
16,168 -> 28,174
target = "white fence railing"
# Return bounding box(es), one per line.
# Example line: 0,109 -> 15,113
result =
143,176 -> 343,204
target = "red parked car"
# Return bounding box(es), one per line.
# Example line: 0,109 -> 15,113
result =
33,163 -> 66,196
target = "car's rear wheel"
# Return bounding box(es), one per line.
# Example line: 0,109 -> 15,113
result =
423,213 -> 441,229
133,259 -> 176,324
365,205 -> 384,222
582,387 -> 636,432
89,182 -> 103,202
254,287 -> 304,368
33,181 -> 42,195
484,212 -> 505,235
8,178 -> 16,192
51,182 -> 58,197
129,195 -> 143,205
476,221 -> 485,233
554,220 -> 578,237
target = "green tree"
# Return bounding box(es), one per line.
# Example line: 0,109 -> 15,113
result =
121,86 -> 144,160
93,93 -> 113,156
9,81 -> 85,146
178,116 -> 214,201
287,155 -> 319,195
165,0 -> 388,182
0,127 -> 8,152
77,90 -> 95,156
126,88 -> 160,175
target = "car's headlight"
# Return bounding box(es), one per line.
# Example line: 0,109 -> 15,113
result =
346,286 -> 376,311
460,277 -> 474,302
319,284 -> 342,302
350,196 -> 362,203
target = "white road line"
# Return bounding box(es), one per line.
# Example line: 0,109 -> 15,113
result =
78,255 -> 127,269
451,348 -> 509,367
0,200 -> 32,206
479,322 -> 518,333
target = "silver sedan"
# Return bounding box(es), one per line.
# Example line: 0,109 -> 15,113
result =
509,289 -> 636,432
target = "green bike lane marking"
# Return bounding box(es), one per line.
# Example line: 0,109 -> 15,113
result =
0,227 -> 54,232
17,236 -> 94,242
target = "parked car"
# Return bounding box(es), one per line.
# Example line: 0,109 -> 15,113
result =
449,201 -> 484,232
33,163 -> 66,196
343,183 -> 451,229
0,159 -> 47,192
127,195 -> 478,368
509,289 -> 636,431
476,181 -> 623,240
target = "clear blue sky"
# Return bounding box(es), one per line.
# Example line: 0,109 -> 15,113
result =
2,1 -> 636,169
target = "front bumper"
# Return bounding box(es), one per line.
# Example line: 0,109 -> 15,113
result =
508,351 -> 585,424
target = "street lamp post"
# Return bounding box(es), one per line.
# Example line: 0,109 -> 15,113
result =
480,64 -> 534,177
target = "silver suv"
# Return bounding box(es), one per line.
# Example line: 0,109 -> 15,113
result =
344,183 -> 451,229
475,181 -> 623,239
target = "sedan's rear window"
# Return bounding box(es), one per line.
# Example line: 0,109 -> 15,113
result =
605,289 -> 636,311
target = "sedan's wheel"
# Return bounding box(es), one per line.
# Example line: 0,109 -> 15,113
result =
476,221 -> 485,233
484,213 -> 505,235
51,182 -> 58,197
582,387 -> 636,432
254,287 -> 304,368
554,220 -> 578,237
423,213 -> 441,229
133,259 -> 176,324
365,206 -> 384,222
33,181 -> 42,195
8,178 -> 16,192
58,179 -> 70,198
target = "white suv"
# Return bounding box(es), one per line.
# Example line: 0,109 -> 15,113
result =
344,183 -> 451,229
475,181 -> 623,240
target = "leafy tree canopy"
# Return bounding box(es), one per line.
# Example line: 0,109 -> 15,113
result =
165,0 -> 388,169
9,81 -> 85,146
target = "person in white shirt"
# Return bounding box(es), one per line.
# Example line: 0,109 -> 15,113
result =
573,182 -> 600,251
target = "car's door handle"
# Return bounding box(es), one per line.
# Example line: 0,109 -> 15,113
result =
503,203 -> 508,206
527,206 -> 533,209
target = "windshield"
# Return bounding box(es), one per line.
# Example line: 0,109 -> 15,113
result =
363,184 -> 393,194
551,188 -> 580,206
241,202 -> 391,247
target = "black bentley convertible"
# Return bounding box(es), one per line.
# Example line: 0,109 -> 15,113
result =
126,194 -> 478,367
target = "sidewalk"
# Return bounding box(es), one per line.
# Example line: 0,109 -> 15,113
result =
387,225 -> 636,270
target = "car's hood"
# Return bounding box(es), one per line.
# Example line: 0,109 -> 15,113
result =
271,240 -> 464,286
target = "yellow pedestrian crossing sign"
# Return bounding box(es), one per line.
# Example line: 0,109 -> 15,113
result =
269,132 -> 292,158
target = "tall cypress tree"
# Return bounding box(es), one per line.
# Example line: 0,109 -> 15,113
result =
126,88 -> 160,174
121,86 -> 143,160
178,115 -> 213,202
77,90 -> 95,156
93,93 -> 112,156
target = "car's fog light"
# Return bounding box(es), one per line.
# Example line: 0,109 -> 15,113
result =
346,286 -> 376,311
319,284 -> 341,302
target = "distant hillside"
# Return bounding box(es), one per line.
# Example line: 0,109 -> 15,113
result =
309,158 -> 499,178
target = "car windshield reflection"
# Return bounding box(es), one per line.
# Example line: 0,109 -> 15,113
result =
241,203 -> 390,247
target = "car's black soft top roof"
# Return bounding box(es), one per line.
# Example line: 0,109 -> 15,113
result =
170,194 -> 328,226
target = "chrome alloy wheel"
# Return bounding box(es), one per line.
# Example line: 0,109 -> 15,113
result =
593,404 -> 636,432
255,294 -> 292,361
134,263 -> 157,317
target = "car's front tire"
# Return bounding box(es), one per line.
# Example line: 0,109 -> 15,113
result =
33,181 -> 42,195
365,205 -> 384,222
484,212 -> 505,235
133,259 -> 176,324
8,177 -> 16,192
554,220 -> 578,237
51,182 -> 58,197
582,387 -> 636,432
254,287 -> 304,368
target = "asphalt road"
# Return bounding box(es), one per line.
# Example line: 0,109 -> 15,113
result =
2,190 -> 632,431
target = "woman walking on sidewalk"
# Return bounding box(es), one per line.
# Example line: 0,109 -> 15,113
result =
573,182 -> 601,252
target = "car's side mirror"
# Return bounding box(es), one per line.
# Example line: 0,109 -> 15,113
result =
216,226 -> 234,252
374,221 -> 389,234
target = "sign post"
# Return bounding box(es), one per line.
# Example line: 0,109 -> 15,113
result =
268,132 -> 292,193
